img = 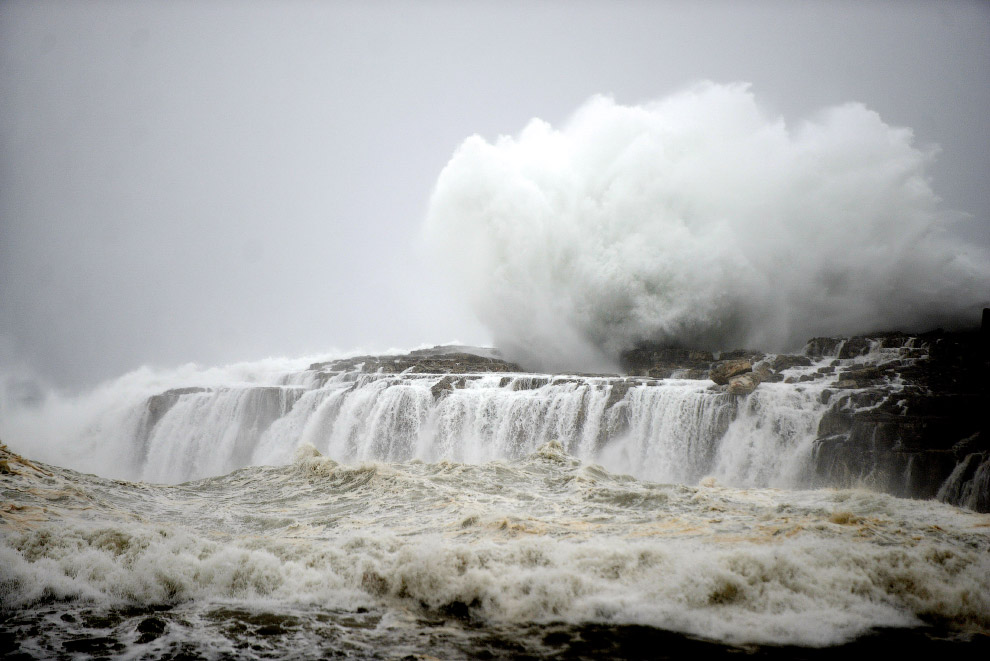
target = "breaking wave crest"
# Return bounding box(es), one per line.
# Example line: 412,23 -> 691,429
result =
424,81 -> 989,371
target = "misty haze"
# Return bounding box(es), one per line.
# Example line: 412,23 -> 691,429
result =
1,2 -> 989,659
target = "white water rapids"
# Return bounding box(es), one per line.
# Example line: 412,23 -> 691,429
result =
2,347 -> 988,658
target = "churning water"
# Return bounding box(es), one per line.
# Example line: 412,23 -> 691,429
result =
2,347 -> 989,658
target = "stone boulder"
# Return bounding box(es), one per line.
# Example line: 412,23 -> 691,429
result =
727,373 -> 760,395
772,354 -> 812,372
431,376 -> 454,401
710,359 -> 752,385
838,337 -> 873,359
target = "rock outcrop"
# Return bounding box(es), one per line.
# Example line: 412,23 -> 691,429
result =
727,373 -> 759,395
710,359 -> 752,385
620,345 -> 714,379
310,348 -> 522,376
810,330 -> 988,509
620,327 -> 988,510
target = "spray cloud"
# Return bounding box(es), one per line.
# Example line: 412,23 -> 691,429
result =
424,82 -> 989,371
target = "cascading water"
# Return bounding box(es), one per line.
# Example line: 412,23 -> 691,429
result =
139,386 -> 304,483
70,361 -> 831,487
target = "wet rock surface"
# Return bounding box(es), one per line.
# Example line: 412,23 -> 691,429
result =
310,347 -> 522,375
727,373 -> 759,395
809,330 -> 988,510
620,345 -> 714,377
620,329 -> 988,509
710,359 -> 753,385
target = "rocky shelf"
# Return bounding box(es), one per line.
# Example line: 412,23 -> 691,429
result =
620,328 -> 989,512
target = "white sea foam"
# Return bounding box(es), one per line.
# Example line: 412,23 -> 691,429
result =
2,447 -> 988,648
423,82 -> 990,371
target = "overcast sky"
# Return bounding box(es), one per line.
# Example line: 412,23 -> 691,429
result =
1,0 -> 988,388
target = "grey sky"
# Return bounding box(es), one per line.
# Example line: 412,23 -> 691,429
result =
1,0 -> 988,388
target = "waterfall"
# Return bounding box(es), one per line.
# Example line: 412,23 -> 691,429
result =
140,386 -> 304,483
5,333 -> 977,508
938,452 -> 990,512
113,367 -> 830,486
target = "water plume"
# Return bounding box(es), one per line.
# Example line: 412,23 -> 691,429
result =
424,81 -> 989,371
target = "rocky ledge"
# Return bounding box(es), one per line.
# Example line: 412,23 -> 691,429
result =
308,345 -> 522,376
621,328 -> 989,512
808,330 -> 988,512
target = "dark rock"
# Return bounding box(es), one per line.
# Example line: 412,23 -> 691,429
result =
719,350 -> 765,362
136,617 -> 166,635
431,377 -> 454,401
620,345 -> 714,376
811,329 -> 988,509
805,337 -> 844,358
136,616 -> 166,644
838,366 -> 886,387
605,381 -> 631,410
438,599 -> 479,620
310,349 -> 522,375
511,377 -> 550,391
63,637 -> 124,654
838,337 -> 873,359
817,405 -> 853,438
878,332 -> 913,349
772,354 -> 813,371
710,360 -> 752,385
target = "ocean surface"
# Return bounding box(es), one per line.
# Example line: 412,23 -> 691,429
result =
2,345 -> 989,658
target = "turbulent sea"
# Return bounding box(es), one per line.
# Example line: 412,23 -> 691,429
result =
2,346 -> 989,658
